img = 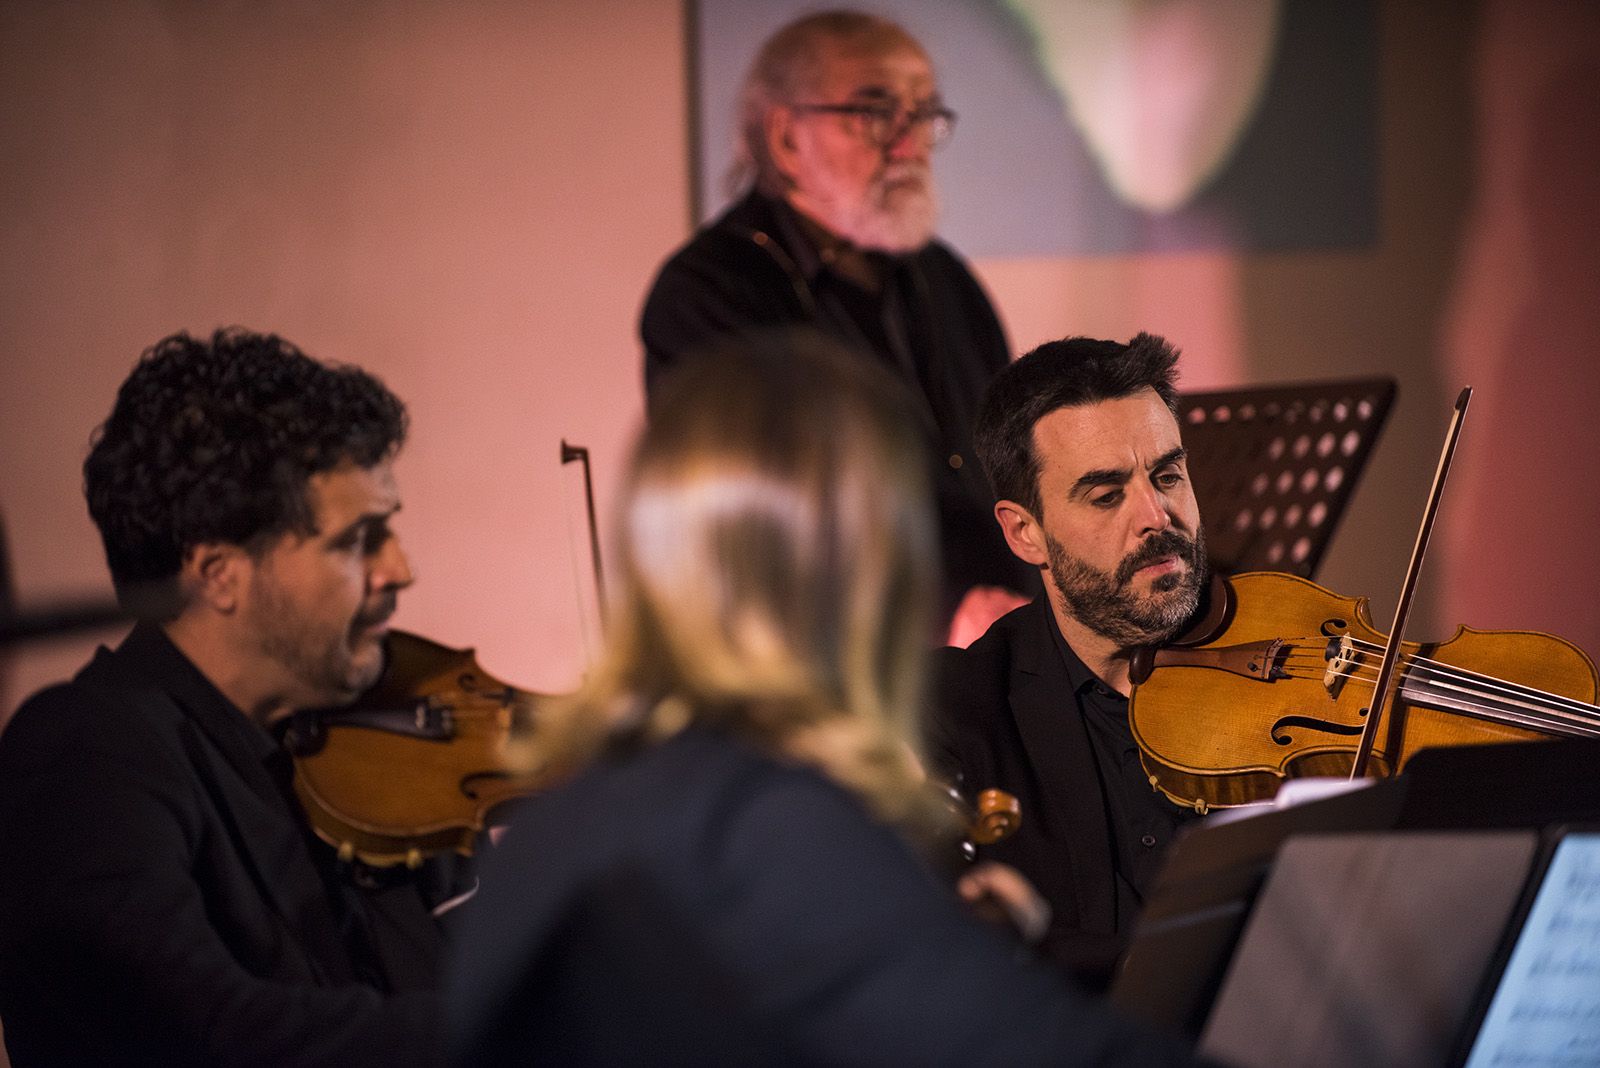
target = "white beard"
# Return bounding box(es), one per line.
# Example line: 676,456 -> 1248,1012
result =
813,162 -> 941,253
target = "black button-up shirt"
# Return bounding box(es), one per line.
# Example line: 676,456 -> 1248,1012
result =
1046,618 -> 1199,928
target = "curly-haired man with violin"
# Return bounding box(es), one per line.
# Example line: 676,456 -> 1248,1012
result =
0,329 -> 458,1066
929,333 -> 1210,991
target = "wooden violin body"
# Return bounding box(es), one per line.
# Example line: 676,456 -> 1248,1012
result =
284,630 -> 550,868
1129,572 -> 1600,812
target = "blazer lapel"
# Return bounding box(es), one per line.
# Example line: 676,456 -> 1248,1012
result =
83,641 -> 355,984
177,707 -> 357,984
1006,603 -> 1118,934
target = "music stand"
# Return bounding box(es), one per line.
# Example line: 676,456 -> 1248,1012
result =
1177,377 -> 1396,578
1110,738 -> 1600,1044
1109,778 -> 1409,1039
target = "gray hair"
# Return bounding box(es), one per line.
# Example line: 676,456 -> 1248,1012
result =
728,10 -> 927,197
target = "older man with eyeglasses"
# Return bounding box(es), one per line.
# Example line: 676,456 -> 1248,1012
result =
641,9 -> 1034,641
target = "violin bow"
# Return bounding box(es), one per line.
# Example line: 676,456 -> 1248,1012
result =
1349,387 -> 1472,778
559,440 -> 607,643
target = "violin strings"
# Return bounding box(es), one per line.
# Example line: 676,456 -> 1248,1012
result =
1307,658 -> 1600,735
1336,636 -> 1600,720
1273,658 -> 1600,739
1271,640 -> 1600,738
1275,638 -> 1600,719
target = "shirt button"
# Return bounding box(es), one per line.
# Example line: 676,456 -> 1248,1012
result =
948,453 -> 964,469
1141,834 -> 1158,848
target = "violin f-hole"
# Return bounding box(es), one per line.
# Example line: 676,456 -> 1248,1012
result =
1270,714 -> 1366,746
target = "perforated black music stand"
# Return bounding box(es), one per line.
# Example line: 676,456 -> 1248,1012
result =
1177,377 -> 1396,579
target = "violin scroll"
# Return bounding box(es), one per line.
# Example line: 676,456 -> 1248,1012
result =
967,788 -> 1022,845
940,780 -> 1022,857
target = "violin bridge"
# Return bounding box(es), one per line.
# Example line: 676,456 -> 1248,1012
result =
1323,636 -> 1356,698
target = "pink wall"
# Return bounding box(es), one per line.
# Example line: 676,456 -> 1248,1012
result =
3,0 -> 1598,737
1,1 -> 687,716
985,0 -> 1600,662
1436,1 -> 1600,654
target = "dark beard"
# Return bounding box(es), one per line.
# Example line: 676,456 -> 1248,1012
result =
1046,527 -> 1207,647
250,582 -> 389,707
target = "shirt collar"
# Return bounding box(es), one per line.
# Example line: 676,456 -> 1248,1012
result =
1043,604 -> 1116,697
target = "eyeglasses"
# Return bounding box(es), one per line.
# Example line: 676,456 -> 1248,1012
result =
789,101 -> 957,149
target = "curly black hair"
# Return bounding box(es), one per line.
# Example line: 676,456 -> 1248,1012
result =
84,328 -> 407,616
974,333 -> 1180,519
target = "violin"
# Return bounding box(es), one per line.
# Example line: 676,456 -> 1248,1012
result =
1127,571 -> 1600,813
1128,388 -> 1600,813
284,630 -> 551,868
283,628 -> 1017,870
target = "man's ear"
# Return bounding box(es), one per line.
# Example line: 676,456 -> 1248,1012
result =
765,105 -> 801,185
994,500 -> 1049,568
180,542 -> 250,615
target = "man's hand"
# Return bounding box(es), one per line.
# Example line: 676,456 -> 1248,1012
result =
956,860 -> 1051,944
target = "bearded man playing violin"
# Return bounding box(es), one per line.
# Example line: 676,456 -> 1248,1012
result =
0,329 -> 461,1067
929,333 -> 1208,990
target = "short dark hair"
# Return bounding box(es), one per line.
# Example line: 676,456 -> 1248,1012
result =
84,328 -> 407,616
974,332 -> 1180,517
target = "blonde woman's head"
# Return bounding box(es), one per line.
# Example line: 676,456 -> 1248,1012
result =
544,330 -> 941,826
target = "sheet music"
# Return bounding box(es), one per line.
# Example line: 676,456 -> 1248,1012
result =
1465,834 -> 1600,1067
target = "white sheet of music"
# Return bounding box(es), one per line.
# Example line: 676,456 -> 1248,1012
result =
1464,833 -> 1600,1067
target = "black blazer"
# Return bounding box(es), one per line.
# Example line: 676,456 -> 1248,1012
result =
447,726 -> 1196,1066
929,599 -> 1126,984
0,625 -> 441,1067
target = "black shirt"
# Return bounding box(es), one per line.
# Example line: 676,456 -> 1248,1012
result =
1045,617 -> 1199,927
640,190 -> 1038,617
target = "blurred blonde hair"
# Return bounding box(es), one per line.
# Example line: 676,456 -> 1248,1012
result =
531,330 -> 944,830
